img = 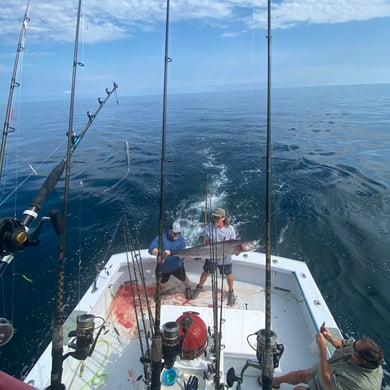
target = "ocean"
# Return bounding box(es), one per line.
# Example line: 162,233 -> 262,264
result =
0,84 -> 389,388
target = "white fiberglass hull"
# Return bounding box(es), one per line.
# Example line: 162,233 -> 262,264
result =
24,250 -> 341,389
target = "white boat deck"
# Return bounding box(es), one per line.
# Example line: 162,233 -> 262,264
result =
24,250 -> 341,389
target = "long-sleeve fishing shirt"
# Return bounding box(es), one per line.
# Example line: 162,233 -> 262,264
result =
148,230 -> 186,273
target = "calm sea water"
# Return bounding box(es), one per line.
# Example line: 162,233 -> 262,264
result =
0,85 -> 389,387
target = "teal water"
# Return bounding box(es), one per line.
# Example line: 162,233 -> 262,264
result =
0,85 -> 389,387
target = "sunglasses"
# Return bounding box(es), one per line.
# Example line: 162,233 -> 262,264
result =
170,231 -> 181,236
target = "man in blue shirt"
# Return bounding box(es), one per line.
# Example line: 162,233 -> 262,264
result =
148,221 -> 192,299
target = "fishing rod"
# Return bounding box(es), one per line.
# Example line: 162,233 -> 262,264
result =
49,0 -> 83,387
204,175 -> 208,227
261,0 -> 277,388
125,224 -> 154,385
210,238 -> 224,388
151,0 -> 171,388
0,0 -> 31,180
119,214 -> 154,382
0,2 -> 117,372
226,2 -> 284,388
0,81 -> 118,277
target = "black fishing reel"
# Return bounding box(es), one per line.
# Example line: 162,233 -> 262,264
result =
0,210 -> 63,276
0,318 -> 14,346
67,314 -> 96,361
226,329 -> 284,389
162,321 -> 181,369
0,218 -> 30,256
256,329 -> 284,369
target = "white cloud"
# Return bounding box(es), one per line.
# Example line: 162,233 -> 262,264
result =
1,0 -> 390,44
253,0 -> 390,29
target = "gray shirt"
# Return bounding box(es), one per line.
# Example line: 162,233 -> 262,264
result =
204,224 -> 237,265
307,340 -> 383,390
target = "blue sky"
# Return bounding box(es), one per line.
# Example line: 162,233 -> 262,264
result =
0,0 -> 390,101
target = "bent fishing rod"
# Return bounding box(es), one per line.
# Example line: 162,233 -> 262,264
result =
0,81 -> 118,277
0,0 -> 31,179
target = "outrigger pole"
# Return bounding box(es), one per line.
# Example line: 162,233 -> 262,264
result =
0,0 -> 31,179
0,79 -> 118,277
151,0 -> 171,388
0,7 -> 118,272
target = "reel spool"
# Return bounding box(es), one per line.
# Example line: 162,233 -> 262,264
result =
0,318 -> 14,346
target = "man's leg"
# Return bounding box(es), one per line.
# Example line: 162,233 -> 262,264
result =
273,369 -> 310,387
226,273 -> 234,291
224,266 -> 235,305
197,271 -> 209,288
182,276 -> 190,288
192,271 -> 209,299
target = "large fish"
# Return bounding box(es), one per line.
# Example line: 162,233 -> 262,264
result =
174,239 -> 261,259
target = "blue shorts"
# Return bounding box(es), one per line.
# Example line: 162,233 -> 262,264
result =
203,259 -> 232,275
161,264 -> 186,283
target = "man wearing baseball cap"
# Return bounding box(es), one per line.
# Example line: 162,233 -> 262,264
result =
192,208 -> 237,305
148,221 -> 192,299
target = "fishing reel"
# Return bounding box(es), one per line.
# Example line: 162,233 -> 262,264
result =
162,321 -> 181,369
226,329 -> 284,389
0,218 -> 31,256
161,313 -> 208,369
67,314 -> 96,361
0,318 -> 14,346
255,329 -> 284,369
0,210 -> 63,276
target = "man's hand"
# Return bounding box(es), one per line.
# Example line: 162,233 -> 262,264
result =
320,323 -> 332,341
316,331 -> 327,350
319,322 -> 343,349
233,244 -> 242,255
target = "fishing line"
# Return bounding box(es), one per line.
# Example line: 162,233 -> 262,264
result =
0,0 -> 31,180
104,140 -> 130,192
241,0 -> 259,244
74,168 -> 84,308
0,140 -> 66,207
204,175 -> 209,227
